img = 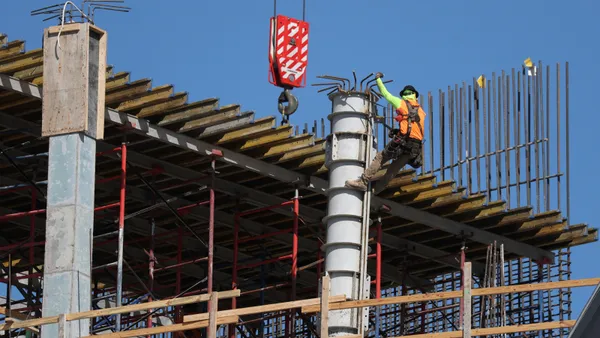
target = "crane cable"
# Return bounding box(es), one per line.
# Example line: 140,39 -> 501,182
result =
274,0 -> 307,21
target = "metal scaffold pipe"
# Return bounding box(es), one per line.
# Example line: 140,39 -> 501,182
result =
322,81 -> 376,336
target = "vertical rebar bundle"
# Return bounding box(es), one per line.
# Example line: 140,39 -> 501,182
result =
366,62 -> 571,220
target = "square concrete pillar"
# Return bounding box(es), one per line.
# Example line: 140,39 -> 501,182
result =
41,22 -> 106,338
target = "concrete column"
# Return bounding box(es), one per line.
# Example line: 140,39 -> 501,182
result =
41,23 -> 106,338
323,91 -> 376,336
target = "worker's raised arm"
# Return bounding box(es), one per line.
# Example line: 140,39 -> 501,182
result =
376,77 -> 402,110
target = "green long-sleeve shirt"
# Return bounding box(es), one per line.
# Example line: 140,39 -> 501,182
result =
376,78 -> 403,110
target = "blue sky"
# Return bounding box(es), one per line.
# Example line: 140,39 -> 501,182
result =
1,0 -> 599,320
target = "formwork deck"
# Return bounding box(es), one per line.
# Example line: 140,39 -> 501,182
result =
0,31 -> 596,323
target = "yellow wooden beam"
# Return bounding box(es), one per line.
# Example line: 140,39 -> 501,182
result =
268,140 -> 325,164
556,229 -> 597,247
7,59 -> 114,84
157,98 -> 219,126
81,315 -> 240,338
105,78 -> 152,104
0,41 -> 25,59
388,175 -> 438,194
0,49 -> 43,74
213,117 -> 275,144
401,320 -> 577,338
177,104 -> 240,132
184,294 -> 347,323
116,84 -> 173,111
105,72 -> 131,91
302,291 -> 462,313
31,76 -> 43,86
1,290 -> 240,330
0,308 -> 40,335
387,200 -> 507,234
294,154 -> 325,169
473,278 -> 600,296
13,65 -> 42,82
235,125 -> 293,151
137,92 -> 188,119
255,134 -> 314,159
384,179 -> 453,200
514,222 -> 567,240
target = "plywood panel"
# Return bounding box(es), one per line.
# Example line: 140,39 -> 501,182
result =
41,23 -> 106,139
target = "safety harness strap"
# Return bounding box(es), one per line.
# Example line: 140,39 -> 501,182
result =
403,99 -> 424,142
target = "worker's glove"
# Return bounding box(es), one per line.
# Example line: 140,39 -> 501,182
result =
388,128 -> 399,138
376,72 -> 384,79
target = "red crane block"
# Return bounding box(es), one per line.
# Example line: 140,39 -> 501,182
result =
268,14 -> 309,89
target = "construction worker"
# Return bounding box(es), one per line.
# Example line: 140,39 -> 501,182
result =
345,72 -> 426,193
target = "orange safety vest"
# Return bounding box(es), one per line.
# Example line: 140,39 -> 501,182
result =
395,99 -> 426,141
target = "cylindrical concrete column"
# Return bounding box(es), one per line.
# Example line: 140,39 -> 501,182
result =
323,91 -> 376,336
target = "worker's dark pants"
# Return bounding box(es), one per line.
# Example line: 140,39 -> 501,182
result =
363,135 -> 422,182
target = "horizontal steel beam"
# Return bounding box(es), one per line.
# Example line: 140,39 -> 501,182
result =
0,76 -> 555,264
369,195 -> 554,264
0,110 -> 430,289
0,73 -> 42,99
373,228 -> 486,275
105,109 -> 312,187
104,108 -> 554,264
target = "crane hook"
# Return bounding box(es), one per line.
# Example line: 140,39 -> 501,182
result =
277,88 -> 299,124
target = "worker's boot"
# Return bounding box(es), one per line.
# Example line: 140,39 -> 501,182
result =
344,152 -> 384,191
345,175 -> 369,191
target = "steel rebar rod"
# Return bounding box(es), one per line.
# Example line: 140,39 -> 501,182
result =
429,92 -> 434,176
556,63 -> 561,212
457,84 -> 462,187
535,63 -> 541,214
474,80 -> 481,194
545,64 -> 551,212
450,87 -> 455,183
514,68 -> 521,208
565,62 -> 570,225
467,84 -> 473,195
504,72 -> 511,207
494,73 -> 501,200
526,68 -> 532,207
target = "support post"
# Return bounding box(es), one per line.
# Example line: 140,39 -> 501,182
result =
463,262 -> 472,338
58,314 -> 67,338
320,275 -> 330,338
40,22 -> 106,338
208,292 -> 219,338
459,244 -> 466,328
229,209 -> 240,338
